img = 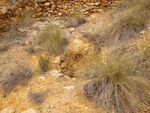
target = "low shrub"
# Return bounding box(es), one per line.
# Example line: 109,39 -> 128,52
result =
38,56 -> 50,72
0,59 -> 33,94
38,25 -> 69,56
18,7 -> 34,29
103,7 -> 147,45
75,49 -> 150,113
0,44 -> 9,52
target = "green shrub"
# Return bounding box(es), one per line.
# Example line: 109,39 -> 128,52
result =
38,56 -> 50,72
38,25 -> 69,56
0,59 -> 33,94
75,49 -> 150,113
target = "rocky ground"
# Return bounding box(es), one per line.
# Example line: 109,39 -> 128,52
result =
0,9 -> 112,113
0,1 -> 150,113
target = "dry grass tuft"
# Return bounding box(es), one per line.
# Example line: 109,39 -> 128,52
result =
24,45 -> 35,54
38,56 -> 50,72
0,44 -> 9,52
137,44 -> 150,78
103,8 -> 147,45
66,16 -> 86,28
75,49 -> 150,113
5,23 -> 27,40
38,25 -> 69,56
102,0 -> 150,45
18,7 -> 34,29
0,59 -> 33,94
27,89 -> 50,104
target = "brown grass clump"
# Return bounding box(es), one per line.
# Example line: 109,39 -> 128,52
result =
24,45 -> 35,54
137,44 -> 150,78
27,89 -> 50,104
66,16 -> 86,28
38,25 -> 69,56
18,7 -> 34,29
0,59 -> 33,94
75,49 -> 150,113
0,44 -> 9,52
103,8 -> 147,45
102,0 -> 150,45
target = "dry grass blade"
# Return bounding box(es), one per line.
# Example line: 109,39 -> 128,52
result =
0,59 -> 33,94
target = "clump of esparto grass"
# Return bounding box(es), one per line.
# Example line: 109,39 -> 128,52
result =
103,0 -> 150,45
27,89 -> 50,104
103,7 -> 147,45
24,45 -> 35,54
75,49 -> 150,113
0,44 -> 9,52
66,15 -> 86,28
38,56 -> 50,72
38,25 -> 69,56
82,32 -> 101,52
6,22 -> 27,40
115,0 -> 141,11
137,44 -> 150,78
18,7 -> 34,29
0,59 -> 33,94
115,0 -> 150,12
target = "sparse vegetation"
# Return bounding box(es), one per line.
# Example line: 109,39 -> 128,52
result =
66,16 -> 86,28
75,49 -> 150,112
137,44 -> 150,78
38,56 -> 50,72
27,89 -> 50,104
103,8 -> 147,45
102,0 -> 150,45
24,45 -> 35,54
6,23 -> 27,40
0,44 -> 9,52
38,25 -> 69,56
0,59 -> 33,94
18,7 -> 34,29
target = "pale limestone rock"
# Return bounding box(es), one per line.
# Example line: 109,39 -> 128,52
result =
1,106 -> 13,113
21,108 -> 36,113
63,86 -> 75,90
69,27 -> 75,32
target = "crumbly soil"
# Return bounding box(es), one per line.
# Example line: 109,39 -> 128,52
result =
0,10 -> 150,113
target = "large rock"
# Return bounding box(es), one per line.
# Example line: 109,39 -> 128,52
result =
1,106 -> 13,113
21,108 -> 36,113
